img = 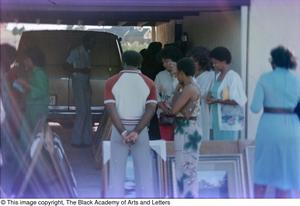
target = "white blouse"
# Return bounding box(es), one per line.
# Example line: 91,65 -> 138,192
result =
195,71 -> 215,140
154,70 -> 178,115
213,70 -> 247,131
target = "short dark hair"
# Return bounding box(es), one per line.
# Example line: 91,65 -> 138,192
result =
147,42 -> 162,54
186,46 -> 211,71
177,57 -> 195,76
122,50 -> 143,67
271,46 -> 297,69
210,46 -> 232,64
0,43 -> 16,71
159,46 -> 183,62
24,47 -> 45,67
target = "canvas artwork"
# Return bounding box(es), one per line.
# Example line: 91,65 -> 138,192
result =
123,150 -> 163,197
102,140 -> 166,198
245,145 -> 255,198
167,154 -> 246,198
198,170 -> 229,198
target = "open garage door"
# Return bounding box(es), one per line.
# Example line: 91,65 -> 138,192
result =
1,0 -> 250,138
1,0 -> 249,26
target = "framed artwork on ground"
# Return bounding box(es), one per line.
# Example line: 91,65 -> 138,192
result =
244,145 -> 255,198
167,154 -> 246,198
12,117 -> 78,198
101,140 -> 167,198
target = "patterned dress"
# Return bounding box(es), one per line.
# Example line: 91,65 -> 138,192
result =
211,81 -> 238,140
174,98 -> 202,198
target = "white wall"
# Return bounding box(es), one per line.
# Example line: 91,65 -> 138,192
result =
182,10 -> 242,74
182,10 -> 247,139
247,0 -> 300,139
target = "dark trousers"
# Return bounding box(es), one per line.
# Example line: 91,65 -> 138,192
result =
148,115 -> 161,140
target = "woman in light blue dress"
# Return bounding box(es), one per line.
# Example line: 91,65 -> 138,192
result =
251,46 -> 300,198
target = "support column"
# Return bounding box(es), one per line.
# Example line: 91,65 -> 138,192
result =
174,20 -> 183,42
241,5 -> 249,139
151,26 -> 156,41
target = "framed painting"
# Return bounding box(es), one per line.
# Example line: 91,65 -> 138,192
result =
101,140 -> 167,198
167,154 -> 246,198
244,145 -> 255,198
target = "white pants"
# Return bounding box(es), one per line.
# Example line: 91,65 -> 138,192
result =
108,125 -> 155,198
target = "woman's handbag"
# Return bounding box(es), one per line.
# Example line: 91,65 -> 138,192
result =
159,113 -> 175,125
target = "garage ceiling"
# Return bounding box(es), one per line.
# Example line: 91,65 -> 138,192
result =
1,0 -> 250,26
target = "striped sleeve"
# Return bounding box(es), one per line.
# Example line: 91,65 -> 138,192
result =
104,74 -> 120,104
141,74 -> 157,104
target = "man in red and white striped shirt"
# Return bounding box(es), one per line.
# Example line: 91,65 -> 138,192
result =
104,50 -> 157,197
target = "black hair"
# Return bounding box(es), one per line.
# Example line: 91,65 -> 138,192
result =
186,46 -> 211,71
210,46 -> 232,64
177,57 -> 195,77
159,46 -> 183,62
147,42 -> 162,54
24,47 -> 45,67
122,50 -> 143,67
271,46 -> 297,69
0,43 -> 16,71
139,48 -> 148,59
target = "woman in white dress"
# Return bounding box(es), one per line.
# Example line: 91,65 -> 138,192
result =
207,47 -> 247,140
187,47 -> 215,140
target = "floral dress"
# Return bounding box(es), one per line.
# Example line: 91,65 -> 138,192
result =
211,81 -> 238,140
174,98 -> 202,198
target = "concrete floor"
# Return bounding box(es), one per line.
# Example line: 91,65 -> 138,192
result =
50,125 -> 300,199
52,125 -> 102,198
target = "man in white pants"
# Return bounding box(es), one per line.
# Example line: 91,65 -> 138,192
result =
104,51 -> 157,197
65,33 -> 96,147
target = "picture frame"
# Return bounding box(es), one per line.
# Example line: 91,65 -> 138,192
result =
167,154 -> 246,198
12,118 -> 78,198
244,145 -> 255,198
101,140 -> 167,198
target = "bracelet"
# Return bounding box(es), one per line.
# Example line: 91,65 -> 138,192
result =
121,130 -> 128,136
